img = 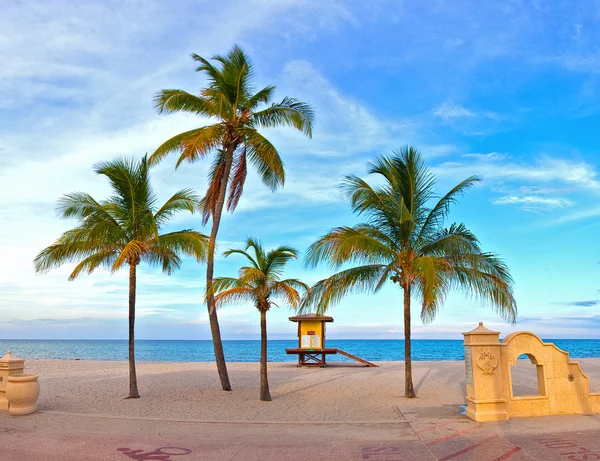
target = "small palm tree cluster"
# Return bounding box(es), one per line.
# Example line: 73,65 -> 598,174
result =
35,45 -> 517,401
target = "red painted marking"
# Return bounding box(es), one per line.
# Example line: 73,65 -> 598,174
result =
493,447 -> 522,461
415,421 -> 455,434
437,435 -> 499,461
425,424 -> 483,445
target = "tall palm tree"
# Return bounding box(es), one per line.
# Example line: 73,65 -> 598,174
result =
211,238 -> 308,401
304,146 -> 517,398
148,45 -> 314,391
34,156 -> 209,399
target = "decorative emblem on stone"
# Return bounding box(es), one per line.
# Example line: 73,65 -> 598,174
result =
476,352 -> 498,375
568,373 -> 575,382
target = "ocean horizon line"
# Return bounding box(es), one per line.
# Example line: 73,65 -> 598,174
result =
3,338 -> 600,363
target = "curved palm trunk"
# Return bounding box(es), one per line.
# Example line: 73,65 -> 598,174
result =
128,263 -> 140,399
205,145 -> 235,391
259,309 -> 271,401
404,284 -> 415,398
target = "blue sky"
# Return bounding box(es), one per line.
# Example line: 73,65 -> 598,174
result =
1,0 -> 600,340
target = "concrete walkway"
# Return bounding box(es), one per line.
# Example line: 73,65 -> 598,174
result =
3,409 -> 600,460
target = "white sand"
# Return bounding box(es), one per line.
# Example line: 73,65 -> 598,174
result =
23,358 -> 600,422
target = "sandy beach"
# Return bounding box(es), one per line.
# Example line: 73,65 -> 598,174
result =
23,358 -> 600,422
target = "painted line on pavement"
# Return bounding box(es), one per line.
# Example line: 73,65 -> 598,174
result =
493,446 -> 522,461
425,424 -> 484,445
437,434 -> 499,461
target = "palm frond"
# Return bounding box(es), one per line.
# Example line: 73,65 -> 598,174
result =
304,225 -> 394,269
154,188 -> 200,226
340,174 -> 412,238
34,233 -> 119,274
199,148 -> 227,224
153,89 -> 218,116
223,247 -> 259,269
244,237 -> 267,268
113,240 -> 147,270
143,246 -> 181,275
418,223 -> 481,257
417,176 -> 480,244
412,256 -> 452,323
244,85 -> 275,110
68,250 -> 119,280
449,252 -> 517,324
252,97 -> 315,137
263,246 -> 299,279
213,286 -> 255,309
148,125 -> 222,167
226,148 -> 247,211
270,280 -> 305,308
303,265 -> 388,315
56,193 -> 125,238
152,230 -> 209,263
244,130 -> 285,190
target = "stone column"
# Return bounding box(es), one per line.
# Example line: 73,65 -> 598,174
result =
463,322 -> 508,422
0,351 -> 25,411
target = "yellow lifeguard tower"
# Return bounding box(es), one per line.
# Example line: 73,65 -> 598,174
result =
285,313 -> 377,367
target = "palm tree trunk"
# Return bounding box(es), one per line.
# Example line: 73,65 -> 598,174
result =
128,263 -> 140,399
205,144 -> 235,391
259,309 -> 271,401
404,284 -> 415,398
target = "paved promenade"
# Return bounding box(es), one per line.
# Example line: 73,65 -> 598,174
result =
3,408 -> 600,460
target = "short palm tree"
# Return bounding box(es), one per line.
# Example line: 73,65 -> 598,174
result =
211,238 -> 308,401
149,44 -> 314,391
34,156 -> 209,399
304,146 -> 517,398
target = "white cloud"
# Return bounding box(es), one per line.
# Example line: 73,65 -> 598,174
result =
431,102 -> 501,135
433,102 -> 477,119
463,152 -> 508,162
435,154 -> 600,192
493,195 -> 572,212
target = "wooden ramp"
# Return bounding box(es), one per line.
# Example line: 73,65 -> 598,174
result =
335,349 -> 378,367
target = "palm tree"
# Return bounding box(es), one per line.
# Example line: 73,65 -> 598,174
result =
148,45 -> 314,391
211,238 -> 308,401
34,156 -> 209,399
304,146 -> 517,398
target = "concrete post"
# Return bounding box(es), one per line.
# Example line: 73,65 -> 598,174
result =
0,351 -> 25,411
463,322 -> 508,422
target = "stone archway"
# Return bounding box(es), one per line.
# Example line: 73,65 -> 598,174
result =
508,352 -> 546,397
463,323 -> 600,422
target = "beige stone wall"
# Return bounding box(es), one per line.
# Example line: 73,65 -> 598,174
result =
463,324 -> 600,421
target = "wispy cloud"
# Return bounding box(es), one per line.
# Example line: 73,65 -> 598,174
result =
463,152 -> 507,162
493,195 -> 572,213
433,102 -> 477,119
433,102 -> 497,121
565,300 -> 599,307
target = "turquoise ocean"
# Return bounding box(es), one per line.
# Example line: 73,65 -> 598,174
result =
1,339 -> 600,362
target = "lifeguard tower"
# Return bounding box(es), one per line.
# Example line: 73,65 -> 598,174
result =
285,313 -> 377,367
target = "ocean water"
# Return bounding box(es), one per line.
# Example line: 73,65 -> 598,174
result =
1,339 -> 600,362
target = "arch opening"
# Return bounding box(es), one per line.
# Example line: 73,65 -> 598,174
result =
510,353 -> 546,397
